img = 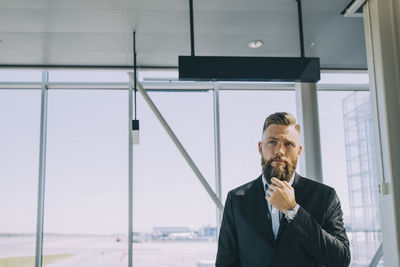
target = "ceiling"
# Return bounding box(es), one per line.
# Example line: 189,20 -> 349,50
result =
0,0 -> 367,69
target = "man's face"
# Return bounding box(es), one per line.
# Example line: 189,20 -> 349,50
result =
258,124 -> 302,184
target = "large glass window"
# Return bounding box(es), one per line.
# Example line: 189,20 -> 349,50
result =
319,90 -> 382,267
0,90 -> 41,266
132,90 -> 217,266
43,90 -> 129,266
1,69 -> 383,267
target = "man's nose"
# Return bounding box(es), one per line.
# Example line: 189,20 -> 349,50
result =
275,143 -> 285,156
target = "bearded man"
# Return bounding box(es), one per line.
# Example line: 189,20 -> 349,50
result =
216,112 -> 350,267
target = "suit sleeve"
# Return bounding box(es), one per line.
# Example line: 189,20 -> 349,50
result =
216,192 -> 241,267
287,189 -> 351,267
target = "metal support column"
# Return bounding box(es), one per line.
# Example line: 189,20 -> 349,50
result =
295,82 -> 323,182
35,71 -> 49,267
213,84 -> 223,236
127,72 -> 223,211
128,78 -> 133,267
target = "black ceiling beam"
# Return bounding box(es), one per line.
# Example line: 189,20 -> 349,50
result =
179,56 -> 320,83
296,0 -> 305,58
189,0 -> 195,56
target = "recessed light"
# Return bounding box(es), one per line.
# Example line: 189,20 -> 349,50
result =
248,40 -> 263,49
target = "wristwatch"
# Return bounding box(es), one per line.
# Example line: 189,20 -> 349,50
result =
285,204 -> 300,223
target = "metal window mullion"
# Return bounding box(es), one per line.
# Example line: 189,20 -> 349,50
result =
213,84 -> 223,237
128,78 -> 133,267
35,71 -> 49,267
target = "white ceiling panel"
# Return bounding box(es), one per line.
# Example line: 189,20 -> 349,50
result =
123,10 -> 188,34
0,9 -> 125,33
133,33 -> 189,55
0,0 -> 126,9
302,0 -> 350,12
195,33 -> 300,57
123,0 -> 188,11
0,0 -> 366,69
195,10 -> 299,34
46,51 -> 130,66
194,0 -> 296,12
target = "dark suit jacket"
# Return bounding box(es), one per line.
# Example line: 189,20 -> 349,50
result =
216,173 -> 350,267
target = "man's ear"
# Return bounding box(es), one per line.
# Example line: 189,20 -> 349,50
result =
258,141 -> 263,155
298,145 -> 303,156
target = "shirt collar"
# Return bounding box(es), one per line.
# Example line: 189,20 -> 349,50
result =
262,172 -> 295,194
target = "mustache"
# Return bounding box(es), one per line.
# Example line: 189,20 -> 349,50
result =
265,155 -> 289,164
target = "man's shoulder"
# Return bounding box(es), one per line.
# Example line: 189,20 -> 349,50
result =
228,176 -> 261,197
297,175 -> 336,195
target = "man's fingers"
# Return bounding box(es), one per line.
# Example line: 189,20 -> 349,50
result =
283,181 -> 292,189
271,178 -> 293,190
271,177 -> 284,187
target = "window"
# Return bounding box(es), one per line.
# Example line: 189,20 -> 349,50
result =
43,90 -> 129,265
319,90 -> 382,266
0,90 -> 41,266
132,91 -> 217,266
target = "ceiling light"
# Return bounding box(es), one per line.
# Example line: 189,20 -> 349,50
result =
248,40 -> 263,49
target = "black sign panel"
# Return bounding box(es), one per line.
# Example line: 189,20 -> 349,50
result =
179,56 -> 320,82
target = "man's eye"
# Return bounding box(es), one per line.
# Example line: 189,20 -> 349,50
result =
268,141 -> 276,145
285,143 -> 294,147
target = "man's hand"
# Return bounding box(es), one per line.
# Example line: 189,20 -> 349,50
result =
266,177 -> 297,214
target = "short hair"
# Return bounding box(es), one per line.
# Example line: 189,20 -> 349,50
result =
262,112 -> 300,134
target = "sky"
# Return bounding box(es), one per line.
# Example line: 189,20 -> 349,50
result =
0,70 -> 371,235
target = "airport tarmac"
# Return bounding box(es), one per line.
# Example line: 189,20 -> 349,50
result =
0,235 -> 217,267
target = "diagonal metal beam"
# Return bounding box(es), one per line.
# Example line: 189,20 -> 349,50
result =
127,72 -> 224,211
369,242 -> 383,267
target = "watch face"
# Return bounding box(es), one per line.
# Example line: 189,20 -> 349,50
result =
286,204 -> 299,221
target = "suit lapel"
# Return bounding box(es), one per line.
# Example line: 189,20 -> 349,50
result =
248,176 -> 275,243
292,173 -> 306,204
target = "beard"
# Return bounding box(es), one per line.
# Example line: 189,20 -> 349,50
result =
261,155 -> 298,184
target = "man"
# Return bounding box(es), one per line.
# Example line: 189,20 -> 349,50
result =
216,112 -> 350,267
